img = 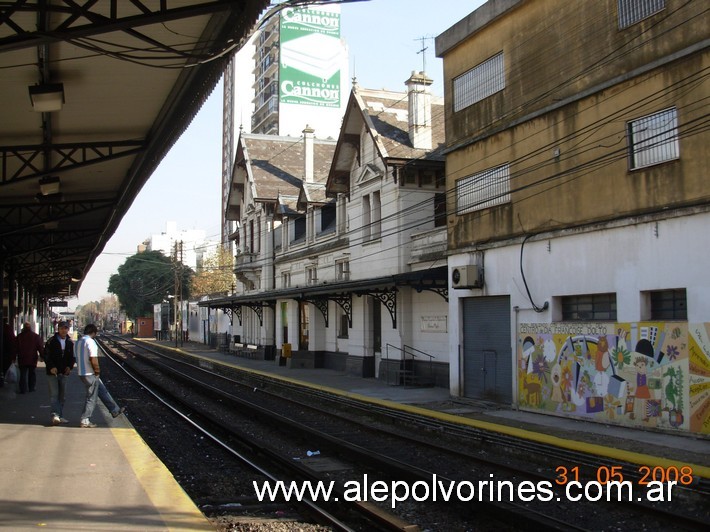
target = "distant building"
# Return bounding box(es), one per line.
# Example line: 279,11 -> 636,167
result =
142,221 -> 214,272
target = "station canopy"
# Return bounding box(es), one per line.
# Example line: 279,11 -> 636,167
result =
0,0 -> 269,300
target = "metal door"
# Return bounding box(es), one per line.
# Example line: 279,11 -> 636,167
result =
462,296 -> 512,402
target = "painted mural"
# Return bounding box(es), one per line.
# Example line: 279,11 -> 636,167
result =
517,322 -> 710,435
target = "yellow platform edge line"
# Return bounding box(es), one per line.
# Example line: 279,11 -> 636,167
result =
141,340 -> 710,480
111,427 -> 213,531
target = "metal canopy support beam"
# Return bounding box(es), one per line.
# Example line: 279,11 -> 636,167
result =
300,297 -> 329,328
222,306 -> 234,326
414,285 -> 449,302
0,198 -> 114,237
331,293 -> 352,328
0,141 -> 145,186
245,301 -> 274,327
0,1 -> 238,53
357,288 -> 398,329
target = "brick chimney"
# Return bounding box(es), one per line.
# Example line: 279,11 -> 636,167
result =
405,71 -> 433,150
303,124 -> 315,183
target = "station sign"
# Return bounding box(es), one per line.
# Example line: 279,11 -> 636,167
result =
48,300 -> 68,307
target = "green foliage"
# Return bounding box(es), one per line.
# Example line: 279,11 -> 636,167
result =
108,250 -> 193,319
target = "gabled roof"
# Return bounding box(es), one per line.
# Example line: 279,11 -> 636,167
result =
297,182 -> 331,210
234,132 -> 337,205
359,88 -> 446,161
326,84 -> 445,197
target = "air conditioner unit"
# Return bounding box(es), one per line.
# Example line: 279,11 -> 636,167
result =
451,265 -> 483,289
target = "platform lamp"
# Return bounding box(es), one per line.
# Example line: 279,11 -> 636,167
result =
70,269 -> 83,283
28,83 -> 65,112
39,175 -> 61,196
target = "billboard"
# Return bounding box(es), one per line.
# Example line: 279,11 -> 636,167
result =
279,6 -> 342,108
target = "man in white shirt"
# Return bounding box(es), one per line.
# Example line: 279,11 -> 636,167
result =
74,324 -> 125,428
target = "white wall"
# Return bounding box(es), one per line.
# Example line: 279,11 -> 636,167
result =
447,211 -> 710,396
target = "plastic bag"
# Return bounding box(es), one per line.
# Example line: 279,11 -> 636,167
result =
4,363 -> 18,384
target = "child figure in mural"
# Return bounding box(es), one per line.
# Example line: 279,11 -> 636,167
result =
630,356 -> 652,421
594,336 -> 611,372
550,363 -> 565,408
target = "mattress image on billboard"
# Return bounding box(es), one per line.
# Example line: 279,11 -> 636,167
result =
280,33 -> 342,81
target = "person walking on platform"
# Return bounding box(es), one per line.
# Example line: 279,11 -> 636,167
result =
16,322 -> 43,393
75,324 -> 125,428
1,320 -> 17,386
44,321 -> 75,425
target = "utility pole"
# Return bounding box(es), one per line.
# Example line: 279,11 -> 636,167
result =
172,241 -> 179,347
178,240 -> 183,346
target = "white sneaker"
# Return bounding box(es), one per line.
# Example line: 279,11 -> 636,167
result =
59,417 -> 69,424
51,415 -> 61,426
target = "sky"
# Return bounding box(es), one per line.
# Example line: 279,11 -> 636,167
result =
74,0 -> 485,307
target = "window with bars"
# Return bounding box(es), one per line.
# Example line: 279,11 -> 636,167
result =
456,164 -> 510,214
628,107 -> 679,169
618,0 -> 665,29
561,293 -> 617,321
649,289 -> 687,320
453,52 -> 505,112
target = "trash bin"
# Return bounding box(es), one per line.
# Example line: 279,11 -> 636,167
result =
282,343 -> 292,357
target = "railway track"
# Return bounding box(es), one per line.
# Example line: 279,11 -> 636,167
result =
101,335 -> 709,531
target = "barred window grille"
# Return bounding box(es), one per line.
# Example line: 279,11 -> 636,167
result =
453,52 -> 505,112
456,164 -> 510,214
618,0 -> 665,28
649,289 -> 687,320
628,107 -> 679,169
562,293 -> 617,321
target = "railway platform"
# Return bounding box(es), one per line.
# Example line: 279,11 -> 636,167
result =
0,366 -> 212,531
146,338 -> 710,477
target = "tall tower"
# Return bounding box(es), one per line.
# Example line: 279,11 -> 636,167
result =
249,4 -> 348,138
221,4 -> 349,245
220,57 -> 235,245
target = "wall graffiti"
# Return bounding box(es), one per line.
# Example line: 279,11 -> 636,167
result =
517,322 -> 710,435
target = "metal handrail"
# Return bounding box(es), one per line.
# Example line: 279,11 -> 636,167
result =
403,344 -> 434,361
384,343 -> 435,386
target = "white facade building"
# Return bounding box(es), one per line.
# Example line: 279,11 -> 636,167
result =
144,221 -> 213,272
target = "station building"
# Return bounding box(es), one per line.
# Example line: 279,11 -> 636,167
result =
207,74 -> 449,387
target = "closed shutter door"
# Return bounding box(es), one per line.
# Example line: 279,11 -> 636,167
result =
462,296 -> 512,402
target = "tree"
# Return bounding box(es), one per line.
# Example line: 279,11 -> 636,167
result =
108,250 -> 192,318
191,244 -> 234,298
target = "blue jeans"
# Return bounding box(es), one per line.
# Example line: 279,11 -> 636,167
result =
47,373 -> 69,418
79,375 -> 119,421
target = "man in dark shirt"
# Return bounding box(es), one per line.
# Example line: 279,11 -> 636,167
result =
44,321 -> 75,425
16,322 -> 44,393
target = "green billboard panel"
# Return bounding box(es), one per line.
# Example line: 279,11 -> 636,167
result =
279,7 -> 342,108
